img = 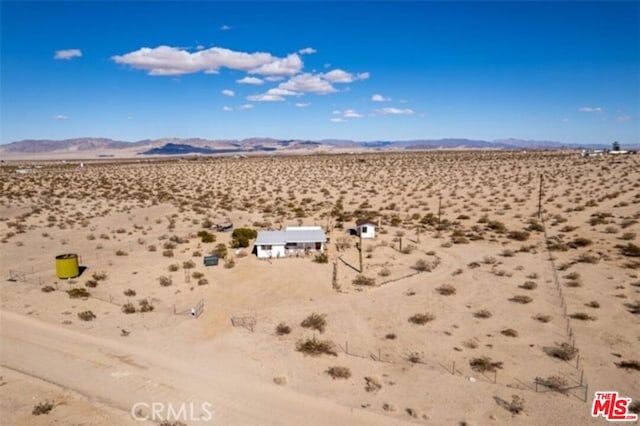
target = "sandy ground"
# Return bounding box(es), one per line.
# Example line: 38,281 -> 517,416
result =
0,151 -> 638,425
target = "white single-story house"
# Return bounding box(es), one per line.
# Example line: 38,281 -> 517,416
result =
355,220 -> 377,239
254,226 -> 327,259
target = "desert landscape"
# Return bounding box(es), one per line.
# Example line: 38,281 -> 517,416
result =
1,150 -> 639,425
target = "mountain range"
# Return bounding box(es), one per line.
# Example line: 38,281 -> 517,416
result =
0,137 -> 633,159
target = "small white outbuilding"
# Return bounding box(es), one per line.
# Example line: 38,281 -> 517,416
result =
356,220 -> 376,239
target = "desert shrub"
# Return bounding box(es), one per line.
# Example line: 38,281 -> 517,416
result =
519,281 -> 537,290
158,275 -> 172,287
509,295 -> 532,304
501,328 -> 519,337
275,322 -> 291,335
629,400 -> 640,415
576,253 -> 599,264
544,342 -> 578,361
224,257 -> 236,269
352,275 -> 376,286
569,312 -> 596,321
378,267 -> 391,277
625,300 -> 640,315
436,284 -> 456,295
533,314 -> 551,323
585,300 -> 600,308
486,220 -> 508,233
408,313 -> 435,325
412,259 -> 431,272
182,260 -> 196,269
197,278 -> 208,286
191,271 -> 204,279
314,252 -> 329,263
527,220 -> 544,232
139,299 -> 154,312
621,232 -> 636,241
41,285 -> 55,293
197,230 -> 216,243
148,244 -> 157,252
614,360 -> 640,371
212,243 -> 228,259
326,366 -> 351,379
168,263 -> 180,272
568,237 -> 592,248
495,395 -> 525,415
67,288 -> 90,298
162,249 -> 174,257
407,352 -> 422,364
401,244 -> 417,253
301,313 -> 327,333
385,333 -> 397,340
620,243 -> 640,257
535,376 -> 568,393
469,356 -> 503,373
115,249 -> 128,256
77,310 -> 96,321
474,309 -> 492,319
231,227 -> 257,248
507,230 -> 530,241
482,256 -> 497,265
123,288 -> 136,296
500,249 -> 514,257
85,280 -> 98,289
565,280 -> 582,287
564,271 -> 581,280
32,400 -> 55,415
92,271 -> 107,281
296,336 -> 337,356
122,303 -> 136,314
364,376 -> 382,393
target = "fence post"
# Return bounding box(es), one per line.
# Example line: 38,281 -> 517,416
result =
494,370 -> 497,384
584,383 -> 589,403
579,369 -> 584,385
345,341 -> 348,355
452,361 -> 455,375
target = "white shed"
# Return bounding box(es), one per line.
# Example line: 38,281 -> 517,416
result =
255,226 -> 327,259
356,220 -> 376,239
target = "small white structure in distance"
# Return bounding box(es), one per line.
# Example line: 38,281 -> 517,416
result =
254,226 -> 327,259
356,220 -> 376,239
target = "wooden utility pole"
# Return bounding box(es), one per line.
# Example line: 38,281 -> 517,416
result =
538,174 -> 544,220
358,232 -> 363,272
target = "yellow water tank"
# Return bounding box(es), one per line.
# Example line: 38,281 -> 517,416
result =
56,253 -> 79,279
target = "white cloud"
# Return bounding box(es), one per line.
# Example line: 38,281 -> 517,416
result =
330,117 -> 346,123
371,94 -> 390,102
112,46 -> 302,76
279,73 -> 336,94
265,76 -> 285,82
220,25 -> 232,31
299,47 -> 316,55
615,115 -> 631,122
222,106 -> 233,111
54,49 -> 82,60
246,94 -> 285,102
377,107 -> 414,115
343,109 -> 363,118
332,110 -> 341,115
53,114 -> 70,120
222,89 -> 235,97
248,53 -> 302,76
578,106 -> 602,112
238,104 -> 254,110
323,69 -> 369,83
295,102 -> 310,108
237,76 -> 264,85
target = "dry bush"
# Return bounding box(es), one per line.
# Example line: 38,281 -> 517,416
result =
197,278 -> 208,286
565,280 -> 582,288
191,271 -> 204,279
533,314 -> 551,323
352,275 -> 376,286
67,288 -> 90,299
168,263 -> 180,272
494,395 -> 525,415
314,252 -> 329,263
115,249 -> 128,256
544,342 -> 578,361
385,333 -> 397,340
92,271 -> 107,281
509,295 -> 533,304
519,281 -> 537,290
326,366 -> 351,379
41,285 -> 55,293
412,259 -> 431,272
507,230 -> 530,241
122,303 -> 136,314
158,275 -> 172,287
463,339 -> 479,349
620,243 -> 640,257
501,328 -> 519,338
296,336 -> 337,356
301,313 -> 327,333
469,356 -> 503,373
576,253 -> 599,264
407,352 -> 422,364
162,249 -> 174,257
614,360 -> 640,371
364,376 -> 382,393
569,312 -> 596,321
436,284 -> 456,295
77,310 -> 96,321
84,279 -> 98,288
139,299 -> 154,312
629,400 -> 640,415
535,375 -> 568,393
275,322 -> 291,335
474,309 -> 492,319
625,300 -> 640,315
378,267 -> 391,277
585,301 -> 600,308
408,313 -> 435,325
224,257 -> 236,269
32,400 -> 55,415
124,288 -> 136,296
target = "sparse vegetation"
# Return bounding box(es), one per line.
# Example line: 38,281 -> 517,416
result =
296,336 -> 337,356
67,288 -> 90,298
469,356 -> 503,373
408,313 -> 435,325
326,366 -> 351,379
275,322 -> 292,335
436,284 -> 456,295
32,400 -> 55,415
544,342 -> 578,361
352,275 -> 376,286
301,313 -> 327,333
77,310 -> 96,321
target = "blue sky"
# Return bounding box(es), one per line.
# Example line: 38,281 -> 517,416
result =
1,1 -> 638,145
